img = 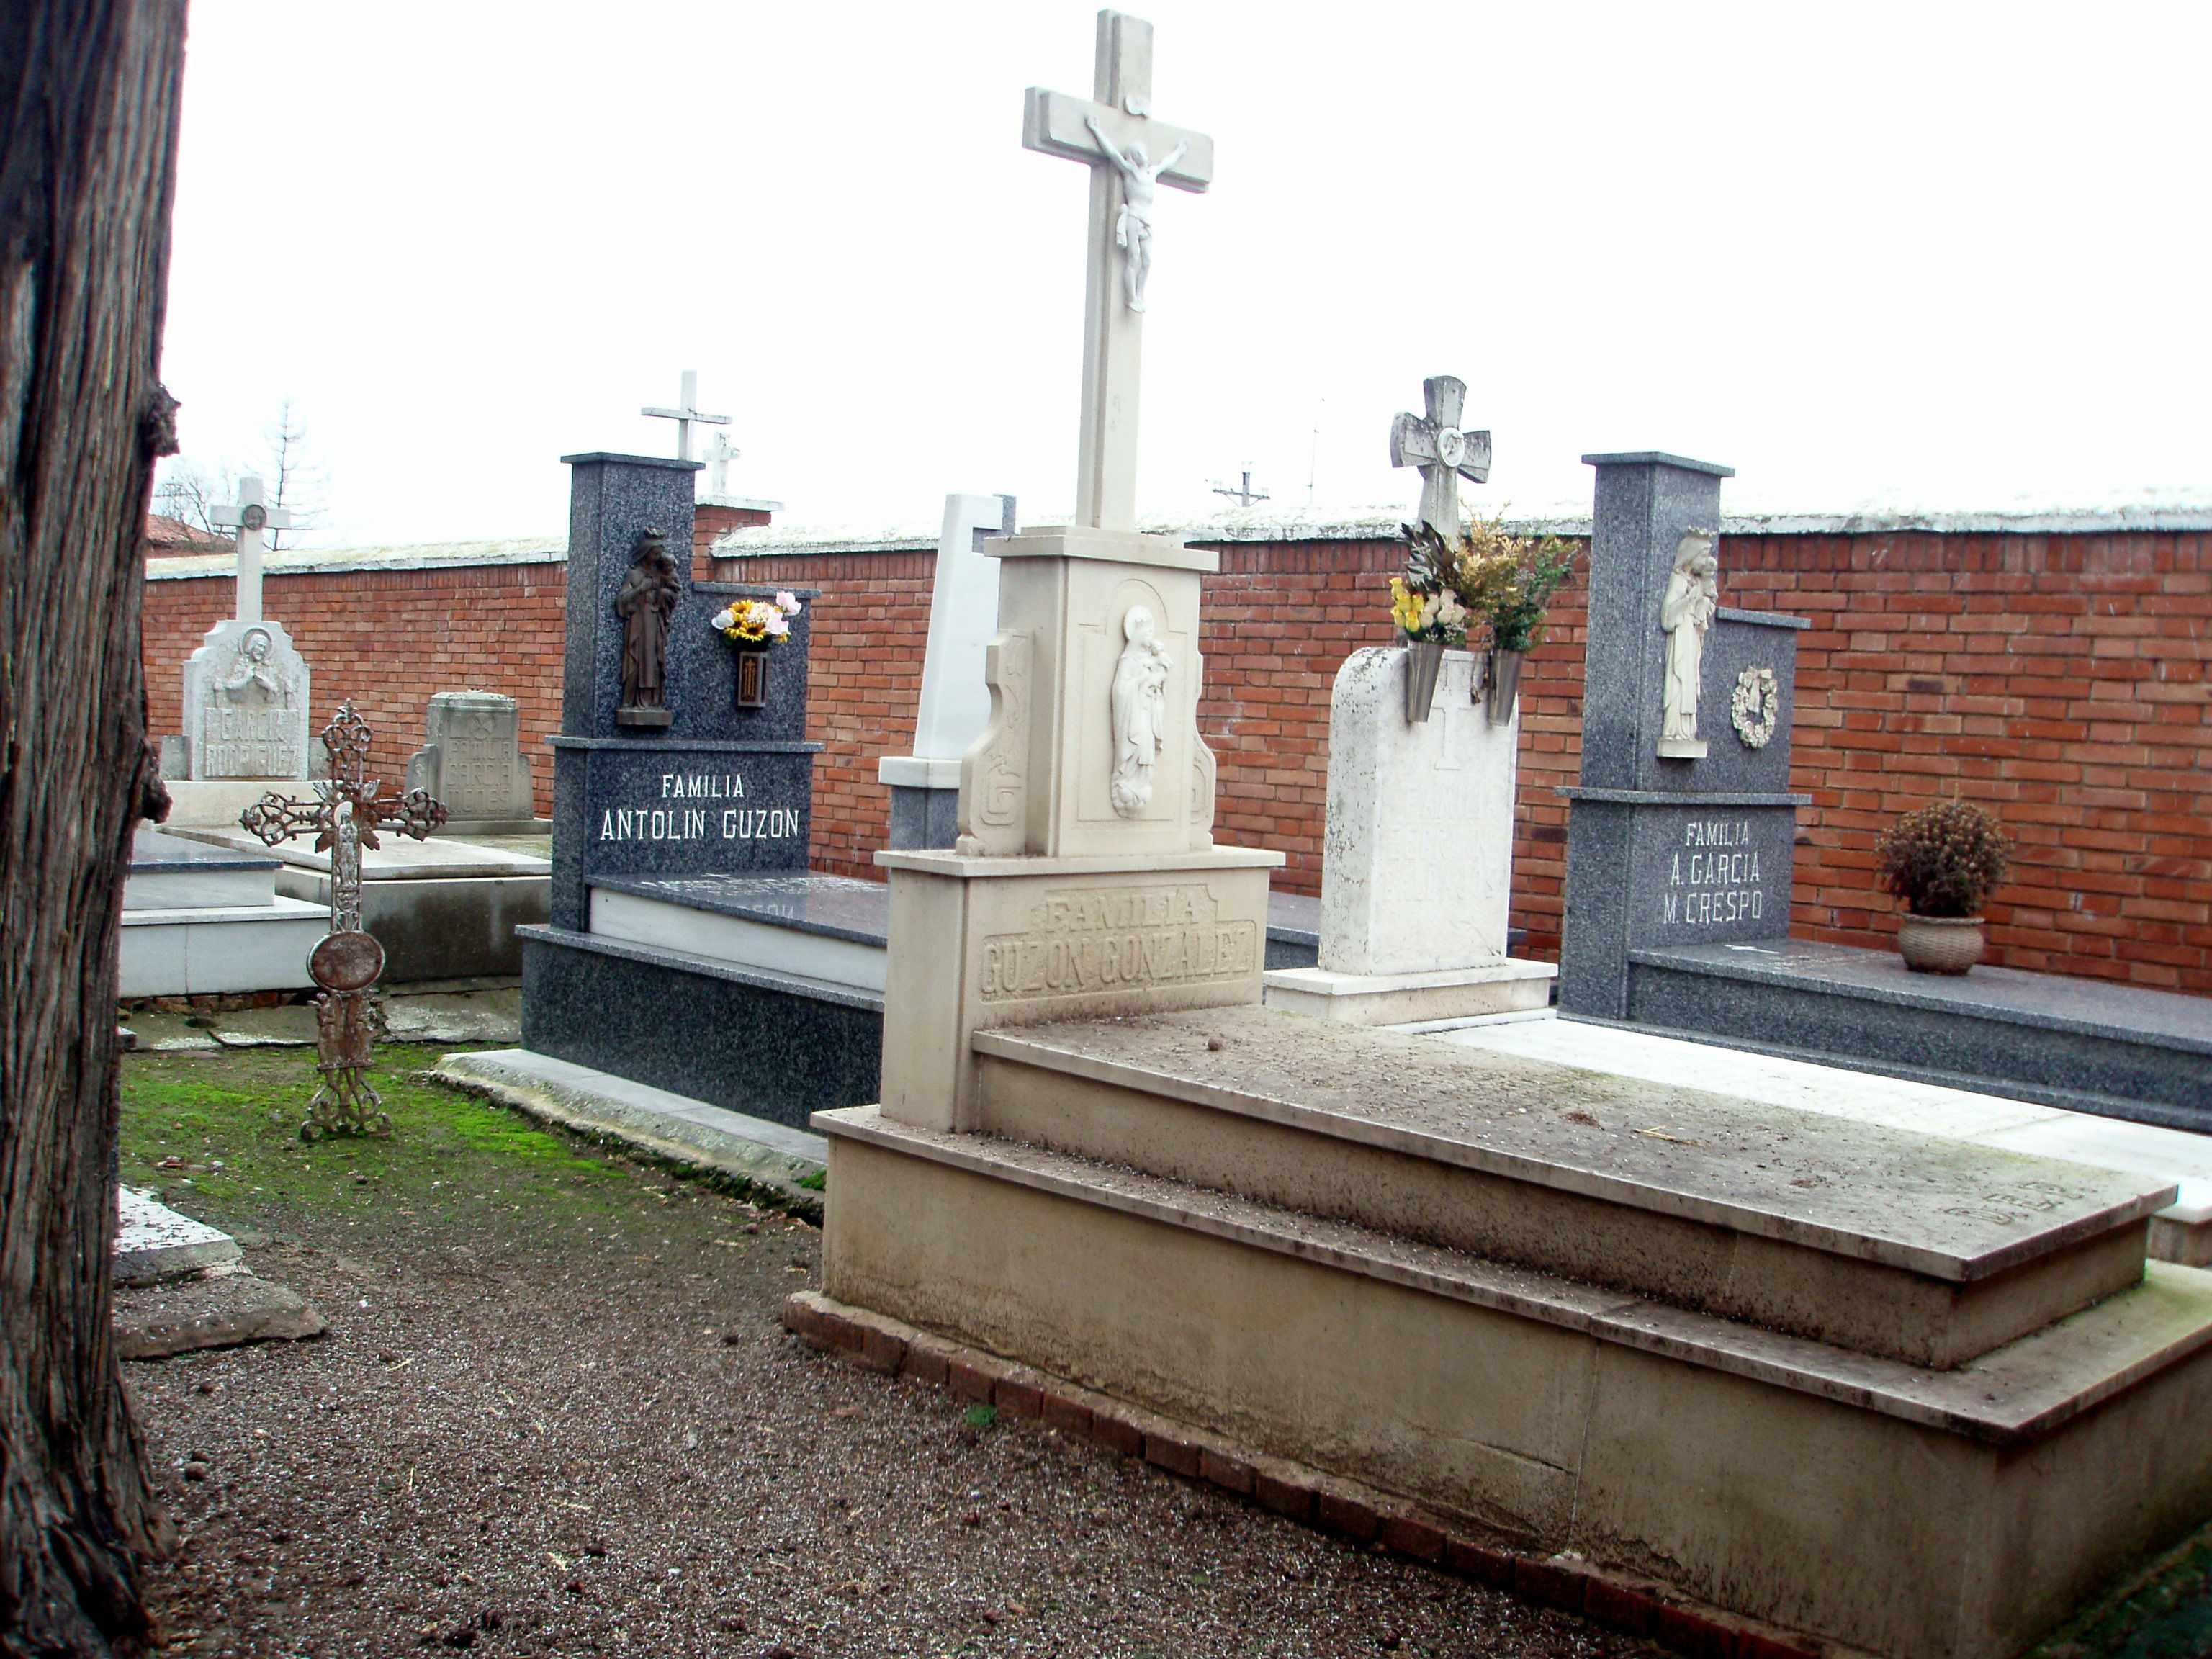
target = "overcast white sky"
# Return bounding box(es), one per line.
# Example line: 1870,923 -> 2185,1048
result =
157,1 -> 2212,547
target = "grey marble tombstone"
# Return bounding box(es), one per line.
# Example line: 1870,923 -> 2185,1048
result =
405,691 -> 540,832
1557,453 -> 1811,1020
180,618 -> 312,781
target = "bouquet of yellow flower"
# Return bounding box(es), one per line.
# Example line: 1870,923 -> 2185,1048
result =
1391,524 -> 1470,644
711,590 -> 804,647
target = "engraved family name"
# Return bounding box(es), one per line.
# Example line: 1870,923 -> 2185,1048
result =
980,883 -> 1258,1002
1663,818 -> 1766,927
596,773 -> 799,842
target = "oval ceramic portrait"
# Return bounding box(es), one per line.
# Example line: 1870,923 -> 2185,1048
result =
309,930 -> 385,992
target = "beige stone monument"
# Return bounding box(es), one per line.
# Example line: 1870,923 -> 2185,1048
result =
869,8 -> 1278,1134
808,16 -> 2212,1655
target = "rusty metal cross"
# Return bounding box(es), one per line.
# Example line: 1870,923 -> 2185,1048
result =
240,702 -> 449,1139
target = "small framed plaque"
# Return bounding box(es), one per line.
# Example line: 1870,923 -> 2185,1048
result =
734,651 -> 768,710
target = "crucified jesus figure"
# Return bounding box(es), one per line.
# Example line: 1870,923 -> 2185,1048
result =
1085,113 -> 1187,313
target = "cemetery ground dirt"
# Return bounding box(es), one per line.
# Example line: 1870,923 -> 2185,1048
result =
117,1043 -> 1647,1659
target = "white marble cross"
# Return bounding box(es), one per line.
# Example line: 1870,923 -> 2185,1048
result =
1023,10 -> 1213,532
642,369 -> 729,462
1389,376 -> 1493,539
703,431 -> 740,498
211,475 -> 293,625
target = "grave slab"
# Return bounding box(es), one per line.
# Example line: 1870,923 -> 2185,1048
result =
436,1048 -> 825,1215
963,1006 -> 2169,1367
125,826 -> 278,911
114,1273 -> 325,1359
114,1187 -> 242,1283
1433,1014 -> 2212,1264
1623,938 -> 2211,1129
405,691 -> 545,832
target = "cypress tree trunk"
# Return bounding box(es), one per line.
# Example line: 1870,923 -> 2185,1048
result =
1,2 -> 189,1653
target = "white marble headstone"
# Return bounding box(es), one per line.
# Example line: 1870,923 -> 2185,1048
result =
180,617 -> 311,781
1318,647 -> 1518,976
406,691 -> 534,824
878,493 -> 1015,792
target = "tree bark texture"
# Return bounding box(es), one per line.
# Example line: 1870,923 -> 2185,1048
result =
1,3 -> 188,1654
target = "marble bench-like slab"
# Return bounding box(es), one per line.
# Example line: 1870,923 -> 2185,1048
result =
966,1006 -> 2173,1370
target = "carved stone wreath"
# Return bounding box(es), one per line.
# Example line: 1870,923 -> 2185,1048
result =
1730,666 -> 1779,749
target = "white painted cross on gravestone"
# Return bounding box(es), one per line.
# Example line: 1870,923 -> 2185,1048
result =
1024,10 -> 1213,532
642,369 -> 729,463
1390,376 -> 1492,540
211,475 -> 293,626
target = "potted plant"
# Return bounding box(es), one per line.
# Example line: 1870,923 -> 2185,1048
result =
1390,526 -> 1469,722
710,590 -> 804,709
1448,516 -> 1578,725
1876,800 -> 2014,974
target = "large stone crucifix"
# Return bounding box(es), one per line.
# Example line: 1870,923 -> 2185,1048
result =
642,369 -> 729,462
1024,9 -> 1213,531
212,475 -> 293,625
1390,376 -> 1493,539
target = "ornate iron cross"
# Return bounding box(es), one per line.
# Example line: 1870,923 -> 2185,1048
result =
240,702 -> 449,1140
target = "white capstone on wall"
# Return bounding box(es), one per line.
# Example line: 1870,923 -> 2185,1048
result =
180,617 -> 311,781
1318,647 -> 1516,976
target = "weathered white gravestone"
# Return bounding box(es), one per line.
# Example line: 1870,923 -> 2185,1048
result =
877,493 -> 1017,848
180,476 -> 312,781
405,691 -> 541,833
1261,377 -> 1551,1025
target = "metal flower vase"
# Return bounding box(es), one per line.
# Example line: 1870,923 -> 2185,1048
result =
1485,648 -> 1525,726
1402,639 -> 1446,723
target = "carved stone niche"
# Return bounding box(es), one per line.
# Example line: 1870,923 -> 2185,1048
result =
954,527 -> 1219,860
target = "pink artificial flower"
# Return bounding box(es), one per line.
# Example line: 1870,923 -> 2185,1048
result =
775,590 -> 802,614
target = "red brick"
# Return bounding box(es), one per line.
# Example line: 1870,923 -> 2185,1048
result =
1197,1449 -> 1255,1495
1442,1536 -> 1516,1587
899,1346 -> 950,1386
1252,1473 -> 1313,1521
1088,1412 -> 1143,1459
856,1326 -> 907,1374
992,1377 -> 1043,1418
1039,1392 -> 1093,1437
1582,1577 -> 1658,1635
1377,1514 -> 1444,1563
1512,1555 -> 1586,1611
1315,1491 -> 1380,1541
946,1359 -> 994,1403
1142,1431 -> 1201,1479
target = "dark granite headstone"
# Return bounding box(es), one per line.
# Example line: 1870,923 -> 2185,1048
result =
545,454 -> 824,932
1558,453 -> 1811,1019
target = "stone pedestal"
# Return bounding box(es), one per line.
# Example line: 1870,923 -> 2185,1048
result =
179,617 -> 311,781
877,522 -> 1281,1128
406,691 -> 542,833
1263,646 -> 1554,1025
880,493 -> 1016,849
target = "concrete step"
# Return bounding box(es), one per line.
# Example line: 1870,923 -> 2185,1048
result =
118,894 -> 328,996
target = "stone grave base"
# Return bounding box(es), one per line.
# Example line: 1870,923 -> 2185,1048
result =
519,922 -> 881,1133
1262,957 -> 1555,1026
814,1006 -> 2212,1658
1622,939 -> 2210,1130
435,1047 -> 827,1217
168,826 -> 550,980
120,827 -> 328,997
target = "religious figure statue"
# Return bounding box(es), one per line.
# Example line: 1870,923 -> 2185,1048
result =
216,626 -> 286,705
1660,530 -> 1720,749
615,528 -> 681,722
1084,113 -> 1187,313
1109,606 -> 1172,815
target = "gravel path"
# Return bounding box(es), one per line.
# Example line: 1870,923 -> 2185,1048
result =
130,1130 -> 1650,1658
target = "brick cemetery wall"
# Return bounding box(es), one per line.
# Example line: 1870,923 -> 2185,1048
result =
143,524 -> 2211,994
